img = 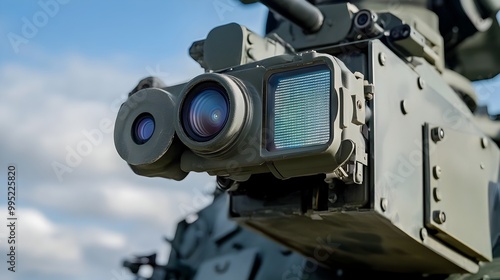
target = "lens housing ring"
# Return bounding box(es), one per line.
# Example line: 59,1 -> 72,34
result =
354,10 -> 376,30
176,73 -> 248,158
114,88 -> 178,166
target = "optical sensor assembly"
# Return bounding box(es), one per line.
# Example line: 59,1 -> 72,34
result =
115,52 -> 367,184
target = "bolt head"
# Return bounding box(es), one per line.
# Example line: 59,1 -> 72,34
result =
434,211 -> 446,224
439,212 -> 446,223
431,127 -> 445,142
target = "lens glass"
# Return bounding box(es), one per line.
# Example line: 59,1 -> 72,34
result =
357,13 -> 368,26
182,85 -> 229,141
132,113 -> 155,144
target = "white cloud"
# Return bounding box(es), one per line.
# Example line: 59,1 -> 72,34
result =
0,52 -> 214,280
0,208 -> 84,278
0,208 -> 143,280
0,56 -> 133,162
26,175 -> 214,232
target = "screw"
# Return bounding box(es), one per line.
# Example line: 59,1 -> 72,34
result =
401,100 -> 408,114
433,188 -> 442,201
433,166 -> 442,179
481,137 -> 488,149
431,127 -> 445,142
247,33 -> 256,44
434,211 -> 446,224
381,198 -> 388,212
379,52 -> 386,66
247,48 -> 255,59
357,100 -> 363,110
354,71 -> 364,79
418,77 -> 425,90
420,228 -> 428,241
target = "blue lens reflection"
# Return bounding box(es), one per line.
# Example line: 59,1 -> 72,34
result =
133,114 -> 155,144
185,88 -> 228,140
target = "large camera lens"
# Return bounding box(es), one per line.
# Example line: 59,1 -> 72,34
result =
176,74 -> 248,158
182,84 -> 229,141
132,113 -> 155,144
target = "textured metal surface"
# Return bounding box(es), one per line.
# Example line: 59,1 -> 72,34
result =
271,3 -> 354,51
369,39 -> 497,272
128,190 -> 500,279
224,39 -> 500,274
424,124 -> 496,261
241,211 -> 477,273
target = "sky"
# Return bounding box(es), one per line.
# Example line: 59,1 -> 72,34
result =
0,1 -> 267,279
0,1 -> 499,280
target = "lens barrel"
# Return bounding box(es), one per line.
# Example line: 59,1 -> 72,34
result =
114,88 -> 187,180
176,73 -> 249,158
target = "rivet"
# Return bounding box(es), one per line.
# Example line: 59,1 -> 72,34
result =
420,228 -> 428,241
247,48 -> 255,59
379,52 -> 387,66
401,100 -> 409,114
381,198 -> 388,212
328,192 -> 337,204
357,100 -> 363,110
247,33 -> 255,44
481,137 -> 488,149
418,77 -> 425,90
433,188 -> 442,201
433,166 -> 442,179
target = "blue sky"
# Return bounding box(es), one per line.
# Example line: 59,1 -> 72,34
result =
0,1 -> 267,280
0,1 -> 499,280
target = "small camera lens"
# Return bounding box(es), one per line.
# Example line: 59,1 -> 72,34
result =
357,13 -> 369,26
132,113 -> 155,145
